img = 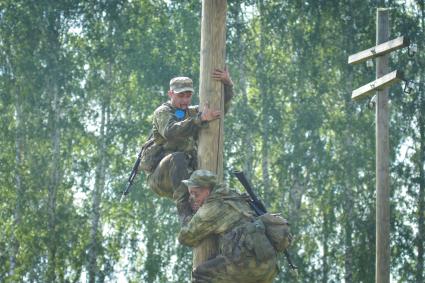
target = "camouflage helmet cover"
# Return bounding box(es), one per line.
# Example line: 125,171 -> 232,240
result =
182,169 -> 217,188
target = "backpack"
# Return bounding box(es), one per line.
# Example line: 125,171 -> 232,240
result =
222,191 -> 292,254
139,135 -> 164,173
220,217 -> 276,262
259,213 -> 291,253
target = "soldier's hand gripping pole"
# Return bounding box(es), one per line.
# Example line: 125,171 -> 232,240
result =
120,149 -> 143,202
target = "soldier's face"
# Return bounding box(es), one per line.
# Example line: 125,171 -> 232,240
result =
169,91 -> 193,109
188,186 -> 211,212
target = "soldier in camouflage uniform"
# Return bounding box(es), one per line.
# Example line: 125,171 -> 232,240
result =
147,69 -> 234,224
179,170 -> 278,283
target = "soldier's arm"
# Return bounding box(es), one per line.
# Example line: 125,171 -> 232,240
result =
223,83 -> 234,114
155,108 -> 203,139
178,200 -> 240,247
212,68 -> 234,114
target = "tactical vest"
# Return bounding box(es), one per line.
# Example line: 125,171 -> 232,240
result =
139,103 -> 199,173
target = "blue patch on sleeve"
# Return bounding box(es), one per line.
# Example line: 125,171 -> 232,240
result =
175,109 -> 186,120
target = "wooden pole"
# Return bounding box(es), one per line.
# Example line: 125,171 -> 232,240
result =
194,0 -> 227,268
375,8 -> 390,283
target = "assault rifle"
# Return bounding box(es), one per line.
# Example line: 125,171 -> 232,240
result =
120,132 -> 156,202
120,149 -> 143,202
233,170 -> 267,215
233,170 -> 298,271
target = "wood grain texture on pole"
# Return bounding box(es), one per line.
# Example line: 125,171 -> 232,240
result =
194,0 -> 227,269
375,8 -> 390,283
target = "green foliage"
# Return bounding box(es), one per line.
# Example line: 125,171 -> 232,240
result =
0,0 -> 423,282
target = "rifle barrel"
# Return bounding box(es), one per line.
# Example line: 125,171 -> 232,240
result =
121,150 -> 143,202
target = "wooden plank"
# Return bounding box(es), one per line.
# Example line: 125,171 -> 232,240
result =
348,36 -> 409,65
351,70 -> 403,101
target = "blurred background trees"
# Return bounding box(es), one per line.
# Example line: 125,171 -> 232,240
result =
0,0 -> 423,282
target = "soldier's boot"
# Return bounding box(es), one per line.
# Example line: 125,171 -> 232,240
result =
169,152 -> 193,225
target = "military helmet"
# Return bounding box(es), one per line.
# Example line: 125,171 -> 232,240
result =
182,169 -> 217,188
170,77 -> 194,94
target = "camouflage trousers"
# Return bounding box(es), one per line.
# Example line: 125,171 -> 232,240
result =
147,152 -> 194,223
192,255 -> 278,283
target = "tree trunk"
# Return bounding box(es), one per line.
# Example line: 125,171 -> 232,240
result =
234,3 -> 254,178
45,10 -> 62,281
195,0 -> 227,269
416,2 -> 424,281
10,85 -> 24,278
342,2 -> 355,281
344,182 -> 354,283
88,64 -> 110,283
343,99 -> 354,283
416,95 -> 424,283
257,0 -> 270,205
289,179 -> 305,228
322,210 -> 329,283
46,74 -> 61,283
88,103 -> 107,283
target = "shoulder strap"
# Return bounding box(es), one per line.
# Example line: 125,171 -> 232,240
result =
141,132 -> 154,150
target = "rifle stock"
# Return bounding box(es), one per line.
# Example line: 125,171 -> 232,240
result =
233,170 -> 267,214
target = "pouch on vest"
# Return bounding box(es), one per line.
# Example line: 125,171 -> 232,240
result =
221,219 -> 275,263
139,138 -> 164,173
259,213 -> 291,253
246,219 -> 276,262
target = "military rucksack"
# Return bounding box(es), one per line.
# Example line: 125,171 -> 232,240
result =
259,213 -> 291,253
220,217 -> 276,263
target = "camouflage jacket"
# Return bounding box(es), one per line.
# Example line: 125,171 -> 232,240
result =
179,185 -> 276,262
152,84 -> 234,156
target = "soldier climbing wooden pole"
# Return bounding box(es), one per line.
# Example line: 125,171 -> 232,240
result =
194,0 -> 227,269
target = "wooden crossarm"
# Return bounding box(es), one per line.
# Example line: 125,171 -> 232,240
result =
351,70 -> 403,101
348,36 -> 409,65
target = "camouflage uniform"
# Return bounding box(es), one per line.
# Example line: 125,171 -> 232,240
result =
179,170 -> 278,283
147,78 -> 233,223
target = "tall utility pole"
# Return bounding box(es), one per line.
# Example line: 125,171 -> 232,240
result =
375,9 -> 390,283
348,8 -> 410,283
195,0 -> 227,269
